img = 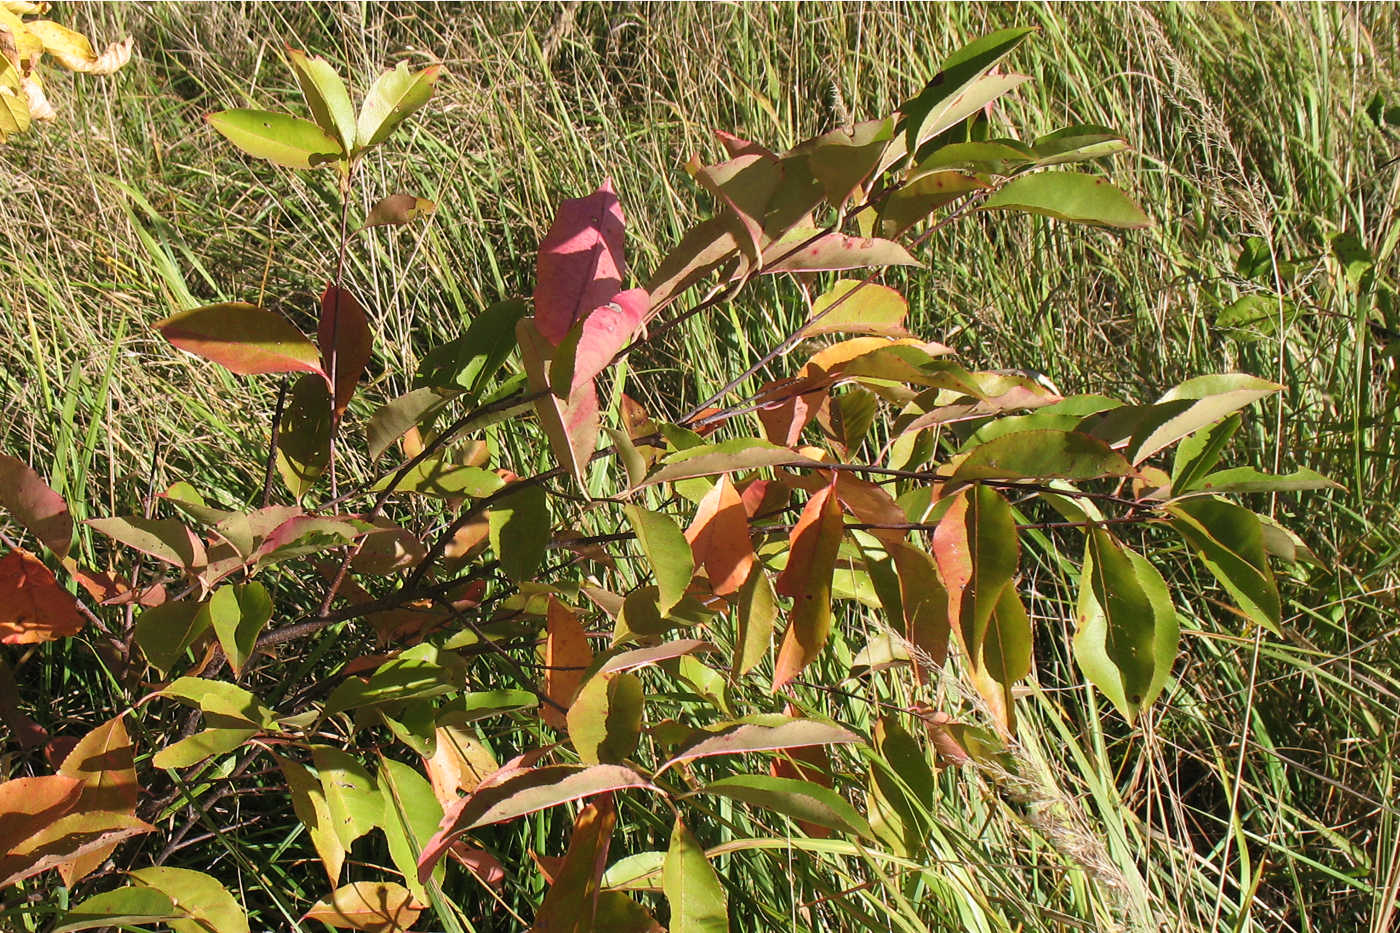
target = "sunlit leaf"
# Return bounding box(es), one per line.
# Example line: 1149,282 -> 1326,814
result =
731,567 -> 777,677
664,816 -> 728,932
535,180 -> 627,345
572,288 -> 649,389
87,515 -> 206,571
1,809 -> 153,888
129,866 -> 250,933
379,757 -> 443,905
803,279 -> 908,338
981,171 -> 1150,229
0,548 -> 84,644
206,109 -> 342,169
206,582 -> 271,676
372,459 -> 504,498
773,483 -> 845,690
356,60 -> 442,149
1074,529 -> 1178,722
519,316 -> 600,487
762,228 -> 920,274
684,474 -> 755,597
312,746 -> 380,847
696,774 -> 874,840
657,719 -> 862,775
1031,125 -> 1129,166
156,302 -> 322,376
303,881 -> 421,933
543,598 -> 594,730
55,888 -> 180,932
285,48 -> 354,153
528,796 -> 616,932
932,485 -> 1018,670
951,429 -> 1135,482
53,714 -> 140,885
622,504 -> 694,613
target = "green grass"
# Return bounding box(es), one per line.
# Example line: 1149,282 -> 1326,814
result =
2,2 -> 1399,931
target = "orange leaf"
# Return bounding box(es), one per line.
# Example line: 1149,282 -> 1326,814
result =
55,714 -> 140,885
684,475 -> 755,596
543,599 -> 593,730
303,881 -> 422,933
0,775 -> 82,856
772,483 -> 844,690
528,795 -> 616,932
0,549 -> 85,644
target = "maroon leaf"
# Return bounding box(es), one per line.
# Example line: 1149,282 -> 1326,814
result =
0,454 -> 72,558
156,303 -> 323,376
318,284 -> 373,417
534,181 -> 627,345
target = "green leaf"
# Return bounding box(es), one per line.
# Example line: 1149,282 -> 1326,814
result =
731,567 -> 777,677
55,888 -> 180,932
286,49 -> 355,153
1031,125 -> 1129,166
804,280 -> 908,338
379,757 -> 444,905
790,116 -> 894,208
976,583 -> 1033,732
416,298 -> 528,393
134,599 -> 210,675
933,485 -> 1018,670
129,866 -> 250,933
866,715 -> 936,857
622,505 -> 694,614
952,429 -> 1135,482
1171,412 -> 1241,492
159,676 -> 274,727
275,754 -> 344,885
658,719 -> 862,775
85,516 -> 205,571
1128,374 -> 1281,465
876,170 -> 987,238
664,817 -> 729,932
489,483 -> 551,582
1180,466 -> 1338,496
366,387 -> 451,462
981,171 -> 1150,229
152,728 -> 255,769
761,228 -> 921,274
156,302 -> 322,376
1074,529 -> 1178,722
911,140 -> 1033,176
567,670 -> 644,765
372,459 -> 505,498
206,109 -> 341,169
696,774 -> 874,840
312,746 -> 380,847
356,61 -> 442,149
206,582 -> 272,676
897,28 -> 1035,157
325,644 -> 465,713
1168,497 -> 1281,634
637,440 -> 821,490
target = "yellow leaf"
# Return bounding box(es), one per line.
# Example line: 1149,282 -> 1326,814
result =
25,19 -> 131,74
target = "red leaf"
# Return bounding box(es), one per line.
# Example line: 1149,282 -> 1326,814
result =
534,181 -> 627,345
684,475 -> 756,597
772,483 -> 845,690
0,549 -> 85,644
318,284 -> 373,417
156,302 -> 324,376
543,598 -> 593,730
571,288 -> 649,391
0,454 -> 72,559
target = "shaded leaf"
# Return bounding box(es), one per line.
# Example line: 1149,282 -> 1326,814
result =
366,387 -> 450,462
133,598 -> 208,674
731,568 -> 777,677
645,218 -> 739,313
0,453 -> 71,558
362,192 -> 436,230
319,284 -> 373,417
529,796 -> 616,932
489,482 -> 551,583
1031,125 -> 1129,166
568,671 -> 644,765
156,302 -> 322,376
416,299 -> 528,393
1,810 -> 153,888
276,754 -> 345,885
0,774 -> 82,856
55,888 -> 181,932
519,316 -> 600,487
1167,498 -> 1281,634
